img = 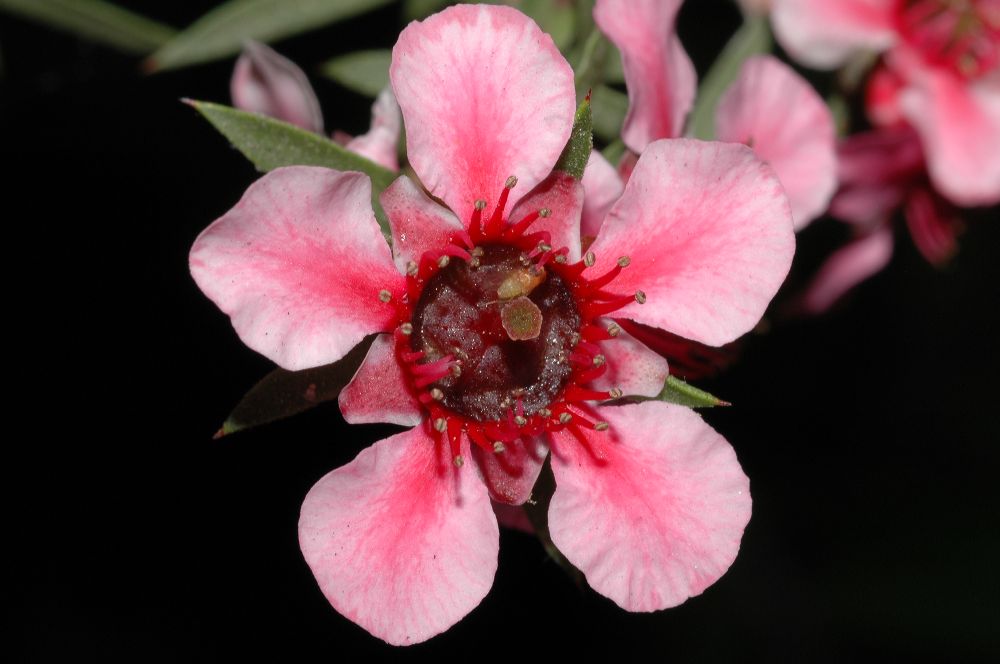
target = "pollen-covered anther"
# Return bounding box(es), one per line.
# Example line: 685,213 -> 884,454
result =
594,421 -> 610,432
493,441 -> 506,453
558,412 -> 573,424
635,290 -> 647,304
537,242 -> 552,253
474,199 -> 487,211
539,407 -> 552,418
438,255 -> 450,268
584,251 -> 596,267
400,323 -> 413,335
406,261 -> 418,276
514,415 -> 528,427
539,207 -> 551,218
433,417 -> 447,432
607,322 -> 621,337
430,388 -> 444,401
471,247 -> 484,257
609,387 -> 623,399
554,254 -> 567,264
378,289 -> 392,303
505,175 -> 518,189
593,354 -> 606,367
617,256 -> 631,268
453,455 -> 465,468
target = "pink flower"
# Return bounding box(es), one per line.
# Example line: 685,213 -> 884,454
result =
772,0 -> 1000,206
593,2 -> 837,230
798,125 -> 961,313
191,4 -> 794,645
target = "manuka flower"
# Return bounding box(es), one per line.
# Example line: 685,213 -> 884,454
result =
191,4 -> 794,646
771,0 -> 1000,206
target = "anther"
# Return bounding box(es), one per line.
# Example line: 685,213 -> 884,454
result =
493,441 -> 506,453
400,323 -> 413,335
474,199 -> 487,211
607,323 -> 621,337
635,290 -> 647,304
584,251 -> 596,267
569,332 -> 581,346
406,261 -> 418,276
450,364 -> 462,377
539,408 -> 552,418
438,255 -> 450,268
430,388 -> 444,401
558,412 -> 573,424
554,254 -> 567,263
471,247 -> 484,257
609,387 -> 623,399
453,455 -> 465,468
617,256 -> 631,268
378,289 -> 392,303
595,421 -> 610,431
539,208 -> 551,217
514,415 -> 527,427
469,257 -> 480,268
537,242 -> 552,253
434,418 -> 447,432
505,175 -> 518,189
593,354 -> 606,367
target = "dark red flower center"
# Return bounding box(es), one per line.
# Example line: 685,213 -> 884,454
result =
899,0 -> 1000,79
386,176 -> 644,465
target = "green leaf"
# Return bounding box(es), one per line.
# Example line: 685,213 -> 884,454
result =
616,375 -> 729,409
688,14 -> 772,140
591,84 -> 627,143
0,0 -> 175,54
186,99 -> 396,238
600,138 -> 626,166
215,336 -> 375,438
554,96 -> 593,179
146,0 -> 393,72
320,49 -> 390,97
519,0 -> 575,51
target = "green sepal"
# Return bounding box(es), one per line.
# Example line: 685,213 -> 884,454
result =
621,375 -> 729,409
554,96 -> 593,180
185,99 -> 395,240
215,336 -> 375,439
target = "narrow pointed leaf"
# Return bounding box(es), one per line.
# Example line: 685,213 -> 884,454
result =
688,14 -> 772,140
320,49 -> 390,97
0,0 -> 175,54
186,99 -> 394,238
146,0 -> 393,72
554,96 -> 593,180
216,336 -> 375,438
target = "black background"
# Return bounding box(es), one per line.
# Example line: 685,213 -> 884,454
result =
5,1 -> 998,661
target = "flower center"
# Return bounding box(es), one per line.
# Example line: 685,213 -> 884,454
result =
899,0 -> 1000,79
410,243 -> 580,422
385,176 -> 645,465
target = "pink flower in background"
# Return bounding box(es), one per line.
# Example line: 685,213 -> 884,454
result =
230,41 -> 401,171
798,125 -> 961,313
193,4 -> 794,645
772,0 -> 1000,206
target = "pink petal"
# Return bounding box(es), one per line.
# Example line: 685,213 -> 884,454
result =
471,436 -> 548,505
594,0 -> 696,152
390,4 -> 576,218
548,401 -> 751,612
381,175 -> 465,274
346,87 -> 402,172
715,55 -> 837,229
590,321 -> 668,398
338,334 -> 421,427
581,150 -> 624,241
299,426 -> 498,645
903,187 -> 961,266
231,41 -> 324,133
797,225 -> 894,314
899,69 -> 1000,206
492,503 -> 534,534
771,0 -> 898,69
508,171 -> 584,262
190,167 -> 401,371
587,139 -> 795,347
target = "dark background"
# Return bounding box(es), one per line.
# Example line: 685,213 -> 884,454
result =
5,1 -> 998,661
